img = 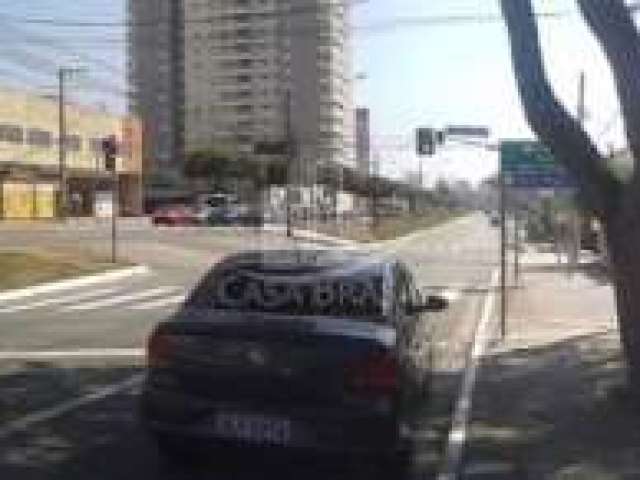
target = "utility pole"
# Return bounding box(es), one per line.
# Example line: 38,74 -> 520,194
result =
285,90 -> 294,238
571,71 -> 586,275
58,66 -> 85,219
58,69 -> 66,218
500,162 -> 507,339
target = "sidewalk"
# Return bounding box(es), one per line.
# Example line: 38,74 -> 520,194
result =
460,261 -> 640,479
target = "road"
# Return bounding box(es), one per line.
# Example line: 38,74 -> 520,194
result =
0,213 -> 500,479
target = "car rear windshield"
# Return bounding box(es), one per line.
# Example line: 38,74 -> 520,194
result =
185,264 -> 385,319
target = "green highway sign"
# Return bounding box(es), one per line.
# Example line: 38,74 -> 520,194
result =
500,140 -> 574,188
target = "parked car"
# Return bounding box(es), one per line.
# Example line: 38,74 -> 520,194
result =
489,210 -> 501,227
141,249 -> 448,474
205,203 -> 257,226
152,204 -> 198,226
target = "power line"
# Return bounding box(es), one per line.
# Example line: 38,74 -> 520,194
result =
0,1 -> 366,28
0,48 -> 129,100
0,8 -> 571,29
0,22 -> 125,75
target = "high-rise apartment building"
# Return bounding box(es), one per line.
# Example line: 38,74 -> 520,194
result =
129,0 -> 354,197
355,107 -> 370,176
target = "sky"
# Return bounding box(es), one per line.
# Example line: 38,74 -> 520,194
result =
0,0 -> 627,186
0,0 -> 126,114
353,0 -> 624,184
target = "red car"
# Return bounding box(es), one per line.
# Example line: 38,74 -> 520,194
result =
152,204 -> 198,226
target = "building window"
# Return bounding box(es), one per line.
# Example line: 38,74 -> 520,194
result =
89,138 -> 104,154
0,124 -> 23,144
64,134 -> 82,152
26,128 -> 51,148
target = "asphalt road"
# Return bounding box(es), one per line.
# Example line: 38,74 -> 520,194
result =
0,213 -> 500,479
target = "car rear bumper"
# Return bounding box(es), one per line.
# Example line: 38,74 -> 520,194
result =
140,385 -> 403,456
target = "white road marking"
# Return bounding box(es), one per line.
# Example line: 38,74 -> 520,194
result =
0,348 -> 145,360
64,286 -> 181,311
129,293 -> 187,310
0,266 -> 149,304
437,268 -> 500,480
0,373 -> 145,440
0,287 -> 123,314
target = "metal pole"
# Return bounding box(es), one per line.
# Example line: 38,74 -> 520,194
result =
571,71 -> 586,274
285,90 -> 293,238
371,156 -> 379,232
418,157 -> 423,212
500,160 -> 507,339
58,68 -> 66,219
514,206 -> 520,284
112,168 -> 118,263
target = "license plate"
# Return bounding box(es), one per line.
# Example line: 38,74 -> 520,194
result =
213,413 -> 292,446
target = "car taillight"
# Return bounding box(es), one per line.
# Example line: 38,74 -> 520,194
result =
345,350 -> 399,395
147,331 -> 173,368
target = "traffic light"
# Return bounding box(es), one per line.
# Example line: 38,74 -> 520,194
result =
417,128 -> 436,156
102,135 -> 118,172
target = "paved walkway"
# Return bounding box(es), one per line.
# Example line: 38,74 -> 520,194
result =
460,261 -> 640,480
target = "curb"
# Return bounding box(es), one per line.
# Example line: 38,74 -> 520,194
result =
0,265 -> 150,303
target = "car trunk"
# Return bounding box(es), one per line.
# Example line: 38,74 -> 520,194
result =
147,311 -> 397,410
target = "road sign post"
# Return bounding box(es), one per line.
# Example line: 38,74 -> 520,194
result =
501,141 -> 574,189
102,136 -> 118,264
499,140 -> 575,339
500,164 -> 507,340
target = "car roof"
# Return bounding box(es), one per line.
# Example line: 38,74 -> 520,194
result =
212,249 -> 394,277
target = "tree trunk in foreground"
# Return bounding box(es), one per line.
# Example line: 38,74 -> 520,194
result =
607,210 -> 640,394
500,0 -> 640,394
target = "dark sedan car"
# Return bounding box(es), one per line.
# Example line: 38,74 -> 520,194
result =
141,250 -> 447,474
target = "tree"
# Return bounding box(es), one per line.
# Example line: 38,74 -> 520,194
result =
501,0 -> 640,393
184,148 -> 233,190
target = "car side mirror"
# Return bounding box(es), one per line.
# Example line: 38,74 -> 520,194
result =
407,292 -> 449,314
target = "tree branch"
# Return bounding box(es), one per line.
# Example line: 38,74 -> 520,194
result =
500,0 -> 619,218
578,0 -> 640,179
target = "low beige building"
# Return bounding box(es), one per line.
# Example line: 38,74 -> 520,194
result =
0,88 -> 142,219
0,87 -> 143,219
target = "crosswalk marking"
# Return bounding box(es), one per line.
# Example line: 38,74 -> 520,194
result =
129,293 -> 186,310
64,286 -> 182,311
0,287 -> 124,314
0,348 -> 145,360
